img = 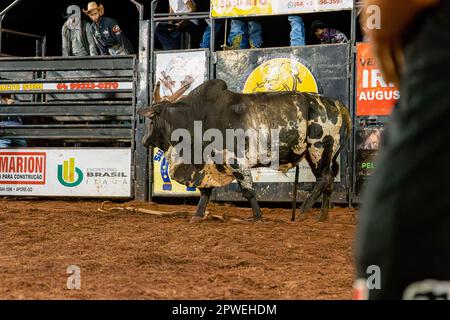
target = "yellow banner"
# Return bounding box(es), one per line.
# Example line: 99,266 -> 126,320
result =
211,0 -> 273,18
211,0 -> 353,17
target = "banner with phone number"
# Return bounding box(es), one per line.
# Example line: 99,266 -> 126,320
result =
0,82 -> 133,93
211,0 -> 353,18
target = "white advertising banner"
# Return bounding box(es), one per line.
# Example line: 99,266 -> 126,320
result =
211,0 -> 353,18
0,149 -> 132,197
155,50 -> 208,99
272,0 -> 354,14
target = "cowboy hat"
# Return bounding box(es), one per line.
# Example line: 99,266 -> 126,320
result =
83,2 -> 104,16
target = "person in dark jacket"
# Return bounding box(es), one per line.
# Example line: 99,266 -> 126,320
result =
62,5 -> 97,56
83,2 -> 134,55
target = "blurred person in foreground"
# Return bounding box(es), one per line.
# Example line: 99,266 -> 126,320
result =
355,0 -> 450,300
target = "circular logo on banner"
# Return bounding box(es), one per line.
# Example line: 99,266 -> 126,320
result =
243,58 -> 318,94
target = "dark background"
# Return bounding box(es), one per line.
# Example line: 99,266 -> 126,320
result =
1,0 -> 359,57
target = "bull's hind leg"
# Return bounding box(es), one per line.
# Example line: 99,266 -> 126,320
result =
231,166 -> 262,221
300,168 -> 334,221
301,135 -> 335,221
190,188 -> 213,223
317,172 -> 334,221
318,150 -> 341,221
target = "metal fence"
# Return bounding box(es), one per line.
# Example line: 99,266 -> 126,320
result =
0,56 -> 136,144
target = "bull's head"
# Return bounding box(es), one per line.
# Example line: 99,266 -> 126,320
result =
137,81 -> 192,150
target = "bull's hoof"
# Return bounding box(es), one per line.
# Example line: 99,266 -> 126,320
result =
190,216 -> 204,223
245,216 -> 263,222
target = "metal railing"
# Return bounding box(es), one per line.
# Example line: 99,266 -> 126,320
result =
0,55 -> 136,145
0,0 -> 47,57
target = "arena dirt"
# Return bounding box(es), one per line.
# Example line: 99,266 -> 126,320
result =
0,199 -> 357,300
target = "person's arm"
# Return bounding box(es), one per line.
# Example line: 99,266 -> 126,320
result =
361,0 -> 440,86
332,29 -> 348,44
85,22 -> 98,56
169,2 -> 174,24
61,23 -> 71,56
110,20 -> 134,54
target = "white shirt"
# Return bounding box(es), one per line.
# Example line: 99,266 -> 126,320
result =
169,0 -> 197,25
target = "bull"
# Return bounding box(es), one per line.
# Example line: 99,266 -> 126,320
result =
138,79 -> 351,222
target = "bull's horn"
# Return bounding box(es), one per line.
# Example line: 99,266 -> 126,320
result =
167,83 -> 192,102
153,81 -> 162,103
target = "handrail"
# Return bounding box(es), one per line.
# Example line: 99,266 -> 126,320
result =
0,28 -> 45,40
0,0 -> 23,54
129,0 -> 144,21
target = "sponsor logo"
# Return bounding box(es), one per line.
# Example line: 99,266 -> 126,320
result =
243,58 -> 318,94
85,167 -> 129,187
0,152 -> 46,185
57,158 -> 83,187
357,43 -> 399,116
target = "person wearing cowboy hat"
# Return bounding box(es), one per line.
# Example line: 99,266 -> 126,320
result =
83,2 -> 134,56
62,5 -> 97,56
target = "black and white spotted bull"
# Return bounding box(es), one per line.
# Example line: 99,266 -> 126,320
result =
138,79 -> 351,222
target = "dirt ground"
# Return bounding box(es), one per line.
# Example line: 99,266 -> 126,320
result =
0,198 -> 357,300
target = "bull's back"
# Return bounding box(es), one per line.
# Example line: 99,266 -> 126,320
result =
237,92 -> 311,167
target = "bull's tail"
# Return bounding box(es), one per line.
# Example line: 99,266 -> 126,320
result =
337,100 -> 352,144
331,148 -> 341,178
332,101 -> 352,178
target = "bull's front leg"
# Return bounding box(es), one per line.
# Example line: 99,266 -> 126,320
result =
190,188 -> 213,223
230,166 -> 262,221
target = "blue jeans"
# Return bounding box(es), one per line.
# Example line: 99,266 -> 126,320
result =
228,19 -> 263,49
0,120 -> 27,148
199,20 -> 223,48
288,15 -> 305,46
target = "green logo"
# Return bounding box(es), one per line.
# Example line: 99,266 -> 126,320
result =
57,158 -> 83,187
